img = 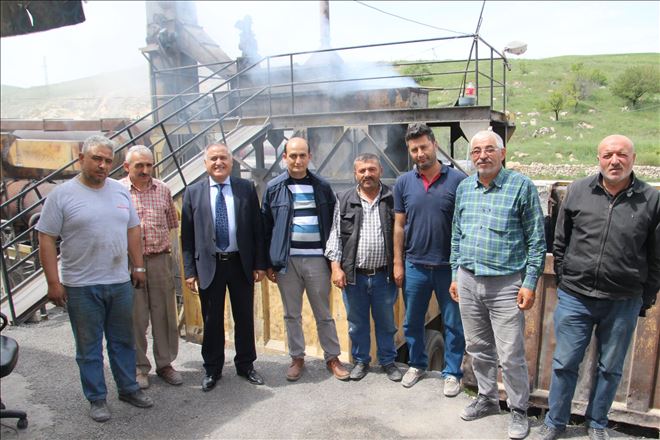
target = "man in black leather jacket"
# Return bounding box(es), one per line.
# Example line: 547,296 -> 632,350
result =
540,134 -> 660,440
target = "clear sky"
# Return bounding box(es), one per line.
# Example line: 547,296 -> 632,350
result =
1,1 -> 658,88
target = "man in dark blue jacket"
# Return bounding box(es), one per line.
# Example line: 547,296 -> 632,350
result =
262,137 -> 349,382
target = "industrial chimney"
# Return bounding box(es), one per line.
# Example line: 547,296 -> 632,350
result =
320,0 -> 330,49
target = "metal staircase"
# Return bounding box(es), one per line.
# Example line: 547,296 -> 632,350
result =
1,34 -> 513,324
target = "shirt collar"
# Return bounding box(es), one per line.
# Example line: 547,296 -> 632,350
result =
413,161 -> 446,178
126,176 -> 155,192
209,175 -> 231,187
356,183 -> 382,205
594,171 -> 637,193
474,167 -> 508,189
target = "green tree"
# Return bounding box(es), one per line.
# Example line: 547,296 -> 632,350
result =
399,63 -> 433,84
611,65 -> 660,107
561,81 -> 581,111
543,90 -> 573,120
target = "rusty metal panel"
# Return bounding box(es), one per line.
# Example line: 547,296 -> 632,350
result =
463,254 -> 660,428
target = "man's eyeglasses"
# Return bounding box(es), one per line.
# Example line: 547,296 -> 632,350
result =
470,147 -> 499,156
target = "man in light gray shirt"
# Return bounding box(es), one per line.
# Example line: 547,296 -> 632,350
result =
37,135 -> 153,423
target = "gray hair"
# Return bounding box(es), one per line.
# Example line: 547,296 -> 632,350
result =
354,153 -> 381,168
353,153 -> 380,165
125,145 -> 154,163
82,135 -> 117,155
470,130 -> 504,150
205,143 -> 230,154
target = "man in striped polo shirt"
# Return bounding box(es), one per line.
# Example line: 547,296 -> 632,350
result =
262,137 -> 349,381
449,130 -> 546,439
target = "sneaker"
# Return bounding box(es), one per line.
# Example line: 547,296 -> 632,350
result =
537,423 -> 563,440
118,389 -> 154,408
349,362 -> 369,381
460,394 -> 501,421
136,372 -> 149,389
326,357 -> 350,381
382,363 -> 403,382
401,366 -> 426,388
508,409 -> 530,439
157,365 -> 183,386
286,357 -> 304,381
587,427 -> 609,440
443,375 -> 461,397
89,399 -> 110,422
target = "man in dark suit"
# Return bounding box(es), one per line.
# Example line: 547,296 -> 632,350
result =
181,143 -> 267,391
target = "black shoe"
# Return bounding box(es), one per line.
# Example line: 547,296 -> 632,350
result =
201,373 -> 221,392
238,368 -> 264,385
118,390 -> 153,408
382,363 -> 403,382
349,362 -> 369,381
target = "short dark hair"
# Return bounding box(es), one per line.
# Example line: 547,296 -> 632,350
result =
405,123 -> 435,143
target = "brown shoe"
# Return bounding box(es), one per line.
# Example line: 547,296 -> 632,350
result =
136,372 -> 150,389
326,357 -> 350,381
157,365 -> 183,386
286,358 -> 304,381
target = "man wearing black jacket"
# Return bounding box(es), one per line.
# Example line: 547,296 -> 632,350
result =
181,143 -> 267,391
540,135 -> 660,440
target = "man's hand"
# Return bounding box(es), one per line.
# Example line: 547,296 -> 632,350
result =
131,271 -> 146,289
186,276 -> 198,293
47,282 -> 67,307
517,287 -> 535,310
266,268 -> 277,283
449,281 -> 459,303
331,268 -> 347,289
254,270 -> 266,282
394,262 -> 405,287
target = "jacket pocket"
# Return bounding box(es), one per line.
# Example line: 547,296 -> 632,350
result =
340,211 -> 356,236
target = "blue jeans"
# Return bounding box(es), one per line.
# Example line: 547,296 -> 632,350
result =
403,262 -> 465,377
545,289 -> 641,430
66,282 -> 139,401
342,272 -> 397,366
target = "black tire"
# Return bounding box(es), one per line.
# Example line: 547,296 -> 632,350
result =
425,328 -> 445,371
17,418 -> 28,429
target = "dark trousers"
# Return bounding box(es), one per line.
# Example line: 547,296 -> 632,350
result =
199,255 -> 256,377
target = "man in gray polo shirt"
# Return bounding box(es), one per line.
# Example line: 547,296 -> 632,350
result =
37,135 -> 153,423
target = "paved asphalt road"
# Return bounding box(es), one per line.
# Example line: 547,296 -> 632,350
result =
0,307 -> 642,440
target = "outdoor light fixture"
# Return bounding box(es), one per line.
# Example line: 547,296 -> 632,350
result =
503,41 -> 528,56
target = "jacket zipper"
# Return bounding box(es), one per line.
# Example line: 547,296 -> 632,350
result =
593,191 -> 625,289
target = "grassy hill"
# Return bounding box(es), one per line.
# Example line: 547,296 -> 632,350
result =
2,54 -> 658,176
400,53 -> 660,172
0,66 -> 150,119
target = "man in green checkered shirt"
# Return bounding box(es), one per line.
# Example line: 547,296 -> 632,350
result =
449,130 -> 545,440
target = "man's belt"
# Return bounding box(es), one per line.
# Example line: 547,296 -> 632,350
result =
217,252 -> 239,261
356,266 -> 387,276
145,250 -> 171,256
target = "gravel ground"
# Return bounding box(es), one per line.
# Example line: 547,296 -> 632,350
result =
0,306 -> 651,440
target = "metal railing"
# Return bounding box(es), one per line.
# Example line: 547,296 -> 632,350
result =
1,34 -> 508,322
